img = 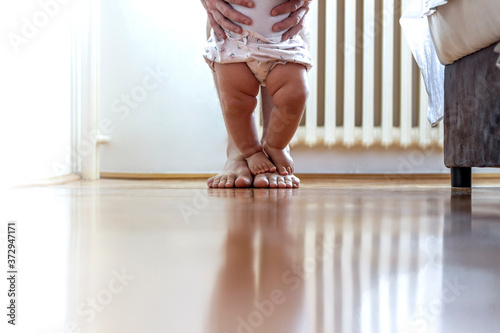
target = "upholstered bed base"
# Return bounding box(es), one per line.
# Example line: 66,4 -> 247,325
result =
444,43 -> 500,187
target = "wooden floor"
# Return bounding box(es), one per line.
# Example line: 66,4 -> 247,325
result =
2,176 -> 500,333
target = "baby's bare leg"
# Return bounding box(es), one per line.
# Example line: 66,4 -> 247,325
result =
263,63 -> 308,176
214,63 -> 277,175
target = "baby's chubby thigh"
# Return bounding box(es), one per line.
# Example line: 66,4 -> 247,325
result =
265,62 -> 309,112
213,62 -> 260,107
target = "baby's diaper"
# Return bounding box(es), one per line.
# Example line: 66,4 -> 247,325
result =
204,29 -> 313,86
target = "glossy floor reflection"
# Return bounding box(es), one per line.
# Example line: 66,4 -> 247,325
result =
1,178 -> 500,333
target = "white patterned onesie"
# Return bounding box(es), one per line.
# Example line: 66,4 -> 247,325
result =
204,0 -> 313,86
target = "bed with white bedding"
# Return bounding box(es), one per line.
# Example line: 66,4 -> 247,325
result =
427,0 -> 500,65
402,0 -> 500,187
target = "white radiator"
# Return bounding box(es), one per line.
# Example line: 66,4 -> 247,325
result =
258,0 -> 443,149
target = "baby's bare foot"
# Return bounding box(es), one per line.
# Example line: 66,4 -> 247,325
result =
207,154 -> 253,188
245,151 -> 277,175
253,172 -> 300,188
262,142 -> 294,176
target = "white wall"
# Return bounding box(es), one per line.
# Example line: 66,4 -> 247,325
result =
0,1 -> 75,187
98,0 -> 228,174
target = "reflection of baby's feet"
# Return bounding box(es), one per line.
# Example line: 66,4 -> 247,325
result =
245,151 -> 277,175
263,142 -> 294,176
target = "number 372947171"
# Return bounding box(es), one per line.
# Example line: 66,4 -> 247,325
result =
7,222 -> 16,270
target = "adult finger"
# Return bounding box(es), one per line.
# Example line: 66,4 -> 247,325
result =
272,6 -> 308,33
209,0 -> 253,25
280,17 -> 305,41
225,0 -> 255,7
271,0 -> 310,16
219,0 -> 255,7
211,9 -> 244,34
205,0 -> 254,10
216,4 -> 252,26
207,12 -> 228,39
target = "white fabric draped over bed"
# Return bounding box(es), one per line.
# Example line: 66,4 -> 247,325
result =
496,43 -> 500,70
400,0 -> 445,125
401,0 -> 500,125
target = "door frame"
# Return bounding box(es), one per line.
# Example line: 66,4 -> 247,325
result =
73,0 -> 101,180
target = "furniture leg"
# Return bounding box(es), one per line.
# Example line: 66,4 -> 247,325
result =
451,167 -> 471,188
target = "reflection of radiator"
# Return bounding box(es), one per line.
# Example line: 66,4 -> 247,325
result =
258,0 -> 443,149
300,194 -> 444,332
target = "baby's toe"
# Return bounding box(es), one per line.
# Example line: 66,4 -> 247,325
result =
254,165 -> 264,175
278,166 -> 288,176
259,164 -> 268,174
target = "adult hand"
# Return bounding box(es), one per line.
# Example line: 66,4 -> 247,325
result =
202,0 -> 255,39
271,0 -> 312,41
